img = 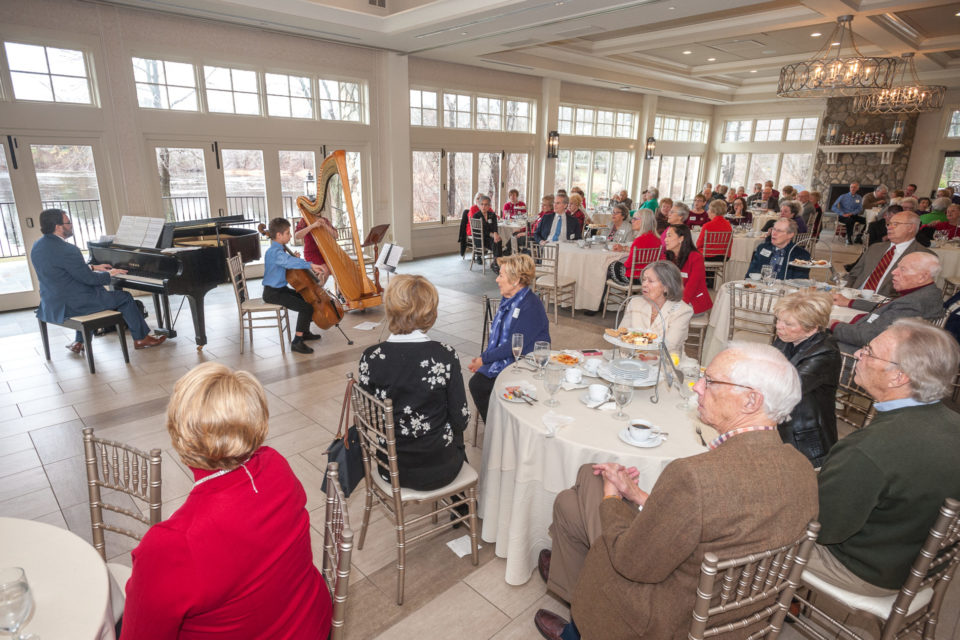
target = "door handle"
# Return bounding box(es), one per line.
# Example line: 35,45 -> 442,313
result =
25,217 -> 34,228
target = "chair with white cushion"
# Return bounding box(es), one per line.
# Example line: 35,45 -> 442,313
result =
227,253 -> 291,354
602,245 -> 662,318
788,498 -> 960,640
322,462 -> 354,640
531,242 -> 575,323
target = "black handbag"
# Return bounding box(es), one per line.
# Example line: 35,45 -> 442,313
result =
322,378 -> 364,498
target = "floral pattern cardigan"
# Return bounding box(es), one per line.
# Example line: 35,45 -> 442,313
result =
358,332 -> 470,491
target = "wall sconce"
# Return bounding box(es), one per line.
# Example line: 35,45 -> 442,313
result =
645,137 -> 656,160
825,122 -> 840,144
304,171 -> 316,198
547,131 -> 560,159
890,120 -> 905,144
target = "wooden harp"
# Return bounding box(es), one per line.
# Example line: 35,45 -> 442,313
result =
296,150 -> 382,310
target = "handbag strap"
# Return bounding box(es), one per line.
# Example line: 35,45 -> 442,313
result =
337,377 -> 356,446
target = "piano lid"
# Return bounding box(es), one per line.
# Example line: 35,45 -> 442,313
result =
159,215 -> 257,248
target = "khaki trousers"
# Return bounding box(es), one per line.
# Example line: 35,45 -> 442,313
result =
547,464 -> 605,602
806,544 -> 899,598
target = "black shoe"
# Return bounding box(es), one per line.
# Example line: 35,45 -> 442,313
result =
538,549 -> 551,583
583,310 -> 598,316
301,330 -> 322,341
291,339 -> 314,354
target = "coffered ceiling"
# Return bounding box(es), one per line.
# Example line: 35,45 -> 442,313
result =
99,0 -> 960,104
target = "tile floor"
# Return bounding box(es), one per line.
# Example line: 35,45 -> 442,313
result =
0,243 -> 957,639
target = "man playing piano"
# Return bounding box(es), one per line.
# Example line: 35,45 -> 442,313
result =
293,213 -> 337,284
31,209 -> 167,353
263,218 -> 328,354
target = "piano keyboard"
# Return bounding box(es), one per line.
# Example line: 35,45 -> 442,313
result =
115,274 -> 166,286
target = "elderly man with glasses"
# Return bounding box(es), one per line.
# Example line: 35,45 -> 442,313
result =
745,218 -> 811,281
532,343 -> 817,640
808,320 -> 960,598
842,211 -> 934,299
830,252 -> 943,354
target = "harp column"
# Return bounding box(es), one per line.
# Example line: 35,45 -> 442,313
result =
374,51 -> 413,256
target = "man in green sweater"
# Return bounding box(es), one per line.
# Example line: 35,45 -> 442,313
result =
810,319 -> 960,596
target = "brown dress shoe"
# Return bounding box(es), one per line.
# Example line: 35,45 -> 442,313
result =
538,549 -> 551,583
134,334 -> 167,350
65,341 -> 84,354
534,609 -> 568,640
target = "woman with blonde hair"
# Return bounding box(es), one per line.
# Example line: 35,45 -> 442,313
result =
120,362 -> 332,638
567,192 -> 591,230
358,274 -> 469,490
772,290 -> 842,466
468,254 -> 550,422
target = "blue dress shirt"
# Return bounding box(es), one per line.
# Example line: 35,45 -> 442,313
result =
873,397 -> 935,412
263,241 -> 311,288
831,192 -> 863,216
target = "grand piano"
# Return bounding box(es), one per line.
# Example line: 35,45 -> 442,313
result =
88,215 -> 261,349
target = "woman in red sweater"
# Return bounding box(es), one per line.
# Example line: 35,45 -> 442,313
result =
607,210 -> 662,285
664,224 -> 712,315
120,363 -> 332,639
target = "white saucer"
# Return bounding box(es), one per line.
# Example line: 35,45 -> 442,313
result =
618,428 -> 663,448
580,390 -> 610,406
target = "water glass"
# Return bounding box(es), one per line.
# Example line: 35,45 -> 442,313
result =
544,363 -> 564,407
612,376 -> 633,420
0,567 -> 35,640
511,333 -> 524,367
533,341 -> 551,379
760,264 -> 774,285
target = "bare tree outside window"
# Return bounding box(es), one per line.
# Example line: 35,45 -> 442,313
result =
412,151 -> 441,224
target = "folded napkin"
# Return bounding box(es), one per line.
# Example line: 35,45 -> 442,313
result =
510,380 -> 538,398
542,410 -> 575,437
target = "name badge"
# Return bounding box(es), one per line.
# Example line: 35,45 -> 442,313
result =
760,248 -> 772,257
866,313 -> 880,324
681,272 -> 688,279
513,307 -> 521,319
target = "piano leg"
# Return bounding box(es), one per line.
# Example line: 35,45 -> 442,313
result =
160,294 -> 176,338
187,295 -> 208,349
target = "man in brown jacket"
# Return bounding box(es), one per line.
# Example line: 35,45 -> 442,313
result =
534,344 -> 819,640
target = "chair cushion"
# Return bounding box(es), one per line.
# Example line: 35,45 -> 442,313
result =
69,310 -> 123,323
801,569 -> 933,620
605,279 -> 630,292
371,462 -> 478,502
536,274 -> 576,288
241,298 -> 285,312
689,314 -> 710,328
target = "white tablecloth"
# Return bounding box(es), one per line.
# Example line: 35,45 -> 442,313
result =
933,245 -> 960,284
556,242 -> 628,310
0,517 -> 115,639
691,230 -> 766,283
478,362 -> 716,585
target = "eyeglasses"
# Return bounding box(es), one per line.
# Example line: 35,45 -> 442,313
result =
856,344 -> 899,367
702,375 -> 754,392
887,221 -> 915,228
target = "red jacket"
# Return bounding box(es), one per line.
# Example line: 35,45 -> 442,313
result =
677,251 -> 713,314
696,217 -> 732,258
121,447 -> 332,639
294,218 -> 327,266
686,210 -> 710,228
624,232 -> 663,279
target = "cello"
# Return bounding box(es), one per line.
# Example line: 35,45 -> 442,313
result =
257,223 -> 353,345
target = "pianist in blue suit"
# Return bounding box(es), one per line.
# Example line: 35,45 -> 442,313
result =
30,209 -> 166,352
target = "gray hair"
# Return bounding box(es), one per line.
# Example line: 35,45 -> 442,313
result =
781,200 -> 801,217
556,193 -> 570,205
642,261 -> 683,301
774,218 -> 798,235
932,197 -> 952,212
635,209 -> 657,235
478,195 -> 491,205
672,202 -> 691,221
612,203 -> 630,220
908,251 -> 942,280
474,191 -> 487,202
889,319 -> 960,402
875,184 -> 888,194
723,343 -> 802,423
648,187 -> 659,198
899,196 -> 918,211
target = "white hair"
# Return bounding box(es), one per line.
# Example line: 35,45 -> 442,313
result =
909,251 -> 942,280
889,319 -> 960,403
723,343 -> 801,423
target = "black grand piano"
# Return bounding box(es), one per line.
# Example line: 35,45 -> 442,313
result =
88,215 -> 261,349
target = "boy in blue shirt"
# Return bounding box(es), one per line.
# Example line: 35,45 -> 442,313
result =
262,218 -> 327,354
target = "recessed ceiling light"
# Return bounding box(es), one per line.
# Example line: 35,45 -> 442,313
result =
668,5 -> 675,9
955,10 -> 959,16
461,31 -> 468,35
683,50 -> 692,54
831,42 -> 840,46
811,32 -> 822,37
750,69 -> 757,73
707,57 -> 716,62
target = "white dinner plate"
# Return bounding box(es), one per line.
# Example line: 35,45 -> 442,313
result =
501,388 -> 537,403
598,362 -> 657,388
602,332 -> 661,351
618,428 -> 664,448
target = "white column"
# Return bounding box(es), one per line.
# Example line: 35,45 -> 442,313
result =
373,52 -> 413,254
539,77 -> 561,197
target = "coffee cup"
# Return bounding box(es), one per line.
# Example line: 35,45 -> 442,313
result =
582,358 -> 601,376
587,384 -> 608,403
860,289 -> 876,300
628,419 -> 656,443
565,368 -> 582,384
748,273 -> 762,281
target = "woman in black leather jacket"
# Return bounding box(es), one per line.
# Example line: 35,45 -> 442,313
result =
772,290 -> 842,467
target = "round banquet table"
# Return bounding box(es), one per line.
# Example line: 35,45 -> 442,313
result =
499,220 -> 529,254
701,279 -> 864,365
692,229 -> 766,283
0,517 -> 115,639
478,360 -> 717,585
556,242 -> 627,310
932,244 -> 960,285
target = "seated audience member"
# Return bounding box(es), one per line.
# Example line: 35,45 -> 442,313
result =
637,187 -> 658,211
618,262 -> 692,353
686,195 -> 710,228
725,189 -> 738,209
606,210 -> 661,286
944,290 -> 960,346
766,180 -> 780,200
697,199 -> 733,287
514,195 -> 553,252
797,190 -> 815,225
715,184 -> 728,200
468,255 -> 550,423
903,183 -> 917,197
31,208 -> 167,353
831,252 -> 943,353
810,320 -> 960,597
533,344 -> 817,640
772,291 -> 841,467
929,203 -> 960,239
608,189 -> 632,210
664,224 -> 712,315
654,198 -> 673,233
843,211 -> 933,299
533,194 -> 582,243
746,219 -> 810,281
921,196 -> 952,224
120,363 -> 332,638
916,197 -> 932,215
898,196 -> 918,212
778,185 -> 797,208
762,200 -> 807,234
472,195 -> 506,271
832,181 -> 865,245
604,204 -> 634,243
567,193 -> 590,229
809,190 -> 824,235
358,275 -> 468,490
861,184 -> 889,216
865,204 -> 901,246
502,189 -> 526,219
748,185 -> 778,211
728,196 -> 751,223
465,191 -> 487,234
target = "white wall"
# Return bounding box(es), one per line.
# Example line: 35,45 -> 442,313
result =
905,90 -> 960,196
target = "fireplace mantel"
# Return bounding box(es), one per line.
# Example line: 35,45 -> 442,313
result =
819,144 -> 903,165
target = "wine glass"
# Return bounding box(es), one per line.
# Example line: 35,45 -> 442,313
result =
0,567 -> 36,640
612,375 -> 633,420
511,333 -> 524,368
533,341 -> 551,379
544,363 -> 564,407
760,264 -> 774,286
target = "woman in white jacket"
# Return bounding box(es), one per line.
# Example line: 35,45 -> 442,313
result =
617,261 -> 693,354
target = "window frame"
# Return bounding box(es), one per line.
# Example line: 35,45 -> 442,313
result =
654,114 -> 709,143
723,120 -> 753,143
317,77 -> 365,123
203,64 -> 261,116
409,88 -> 439,127
945,110 -> 960,138
132,57 -> 199,112
559,103 -> 639,139
264,71 -> 314,119
554,147 -> 633,207
4,40 -> 97,106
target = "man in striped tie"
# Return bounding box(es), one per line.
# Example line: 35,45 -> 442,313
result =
841,211 -> 933,299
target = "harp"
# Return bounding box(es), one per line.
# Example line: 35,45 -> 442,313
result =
297,151 -> 382,310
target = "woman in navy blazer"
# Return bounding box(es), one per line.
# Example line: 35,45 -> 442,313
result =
468,254 -> 551,422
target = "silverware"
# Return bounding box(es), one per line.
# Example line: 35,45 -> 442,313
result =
695,423 -> 706,447
515,390 -> 536,405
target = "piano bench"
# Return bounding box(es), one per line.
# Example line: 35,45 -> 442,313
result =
38,310 -> 130,374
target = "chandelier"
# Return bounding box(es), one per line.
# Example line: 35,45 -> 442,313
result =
777,15 -> 898,98
852,53 -> 946,113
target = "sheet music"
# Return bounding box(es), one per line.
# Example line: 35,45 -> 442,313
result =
114,216 -> 166,248
375,243 -> 403,273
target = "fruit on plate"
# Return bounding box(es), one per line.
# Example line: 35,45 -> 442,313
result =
551,353 -> 580,365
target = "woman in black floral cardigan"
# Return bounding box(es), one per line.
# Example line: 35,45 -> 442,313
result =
357,274 -> 469,490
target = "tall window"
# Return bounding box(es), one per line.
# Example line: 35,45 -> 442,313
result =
649,155 -> 701,201
558,106 -> 574,134
555,149 -> 632,206
785,117 -> 818,141
318,79 -> 362,122
946,110 -> 960,138
412,151 -> 441,223
717,152 -> 811,191
204,65 -> 259,115
4,42 -> 92,104
410,89 -> 438,126
753,119 -> 784,142
279,150 -> 315,218
505,153 -> 529,202
779,154 -> 813,190
476,97 -> 503,131
447,152 -> 473,219
748,154 -> 778,185
443,93 -> 472,128
717,153 -> 749,189
265,73 -> 313,119
133,58 -> 198,111
723,120 -> 752,142
654,115 -> 708,142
